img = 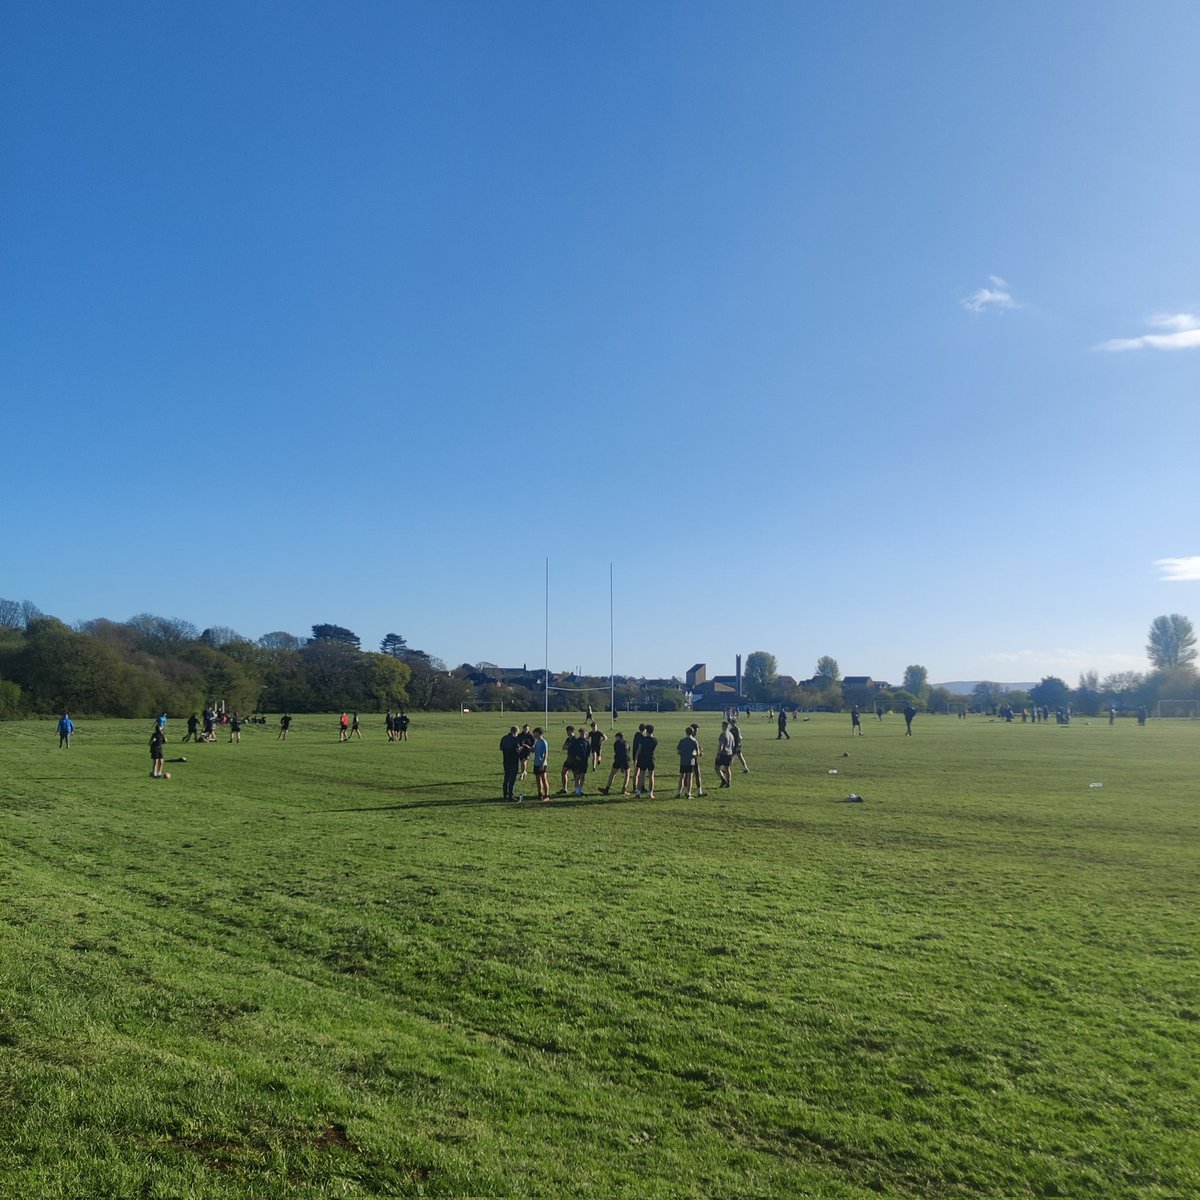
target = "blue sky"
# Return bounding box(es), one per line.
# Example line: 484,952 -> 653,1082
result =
3,1 -> 1197,684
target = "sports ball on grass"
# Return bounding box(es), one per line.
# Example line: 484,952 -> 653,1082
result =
164,772 -> 171,780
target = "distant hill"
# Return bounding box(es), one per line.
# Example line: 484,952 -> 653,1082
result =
936,681 -> 1039,696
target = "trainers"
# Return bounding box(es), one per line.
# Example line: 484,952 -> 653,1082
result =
697,789 -> 705,796
648,792 -> 655,799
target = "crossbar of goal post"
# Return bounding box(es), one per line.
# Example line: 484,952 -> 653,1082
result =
543,559 -> 617,728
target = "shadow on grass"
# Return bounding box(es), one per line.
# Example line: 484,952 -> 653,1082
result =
326,784 -> 667,813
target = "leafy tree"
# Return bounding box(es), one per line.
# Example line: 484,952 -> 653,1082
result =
902,665 -> 929,698
380,633 -> 409,659
301,639 -> 370,709
404,654 -> 474,710
199,626 -> 245,648
1029,676 -> 1070,710
77,617 -> 140,650
0,598 -> 21,628
126,613 -> 199,651
1073,672 -> 1102,716
365,653 -> 411,708
259,648 -> 315,712
1151,666 -> 1200,704
311,623 -> 361,649
814,656 -> 840,685
971,681 -> 1003,713
926,685 -> 954,713
1146,614 -> 1197,671
14,619 -> 142,714
1101,670 -> 1144,698
0,676 -> 24,718
259,630 -> 303,650
742,651 -> 778,702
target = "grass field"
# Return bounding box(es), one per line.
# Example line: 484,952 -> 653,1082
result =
1,709 -> 1197,1199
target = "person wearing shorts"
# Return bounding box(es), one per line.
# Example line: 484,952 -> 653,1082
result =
532,727 -> 550,802
599,731 -> 630,795
589,725 -> 606,768
568,728 -> 591,796
149,726 -> 166,778
688,724 -> 706,795
676,727 -> 699,798
730,720 -> 749,773
278,712 -> 292,740
517,724 -> 535,778
634,724 -> 657,798
715,721 -> 734,788
557,727 -> 576,795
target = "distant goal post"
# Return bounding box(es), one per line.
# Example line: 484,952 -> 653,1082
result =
1156,699 -> 1199,719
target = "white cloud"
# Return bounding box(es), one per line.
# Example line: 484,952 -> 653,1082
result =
1096,312 -> 1200,352
981,648 -> 1148,677
1156,556 -> 1200,581
962,275 -> 1017,314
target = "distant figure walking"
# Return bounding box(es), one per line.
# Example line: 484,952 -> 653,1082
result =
278,712 -> 292,740
339,712 -> 350,742
777,709 -> 790,740
851,705 -> 863,736
58,713 -> 73,749
903,702 -> 916,736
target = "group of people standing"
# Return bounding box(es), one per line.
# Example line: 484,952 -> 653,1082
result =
499,718 -> 750,803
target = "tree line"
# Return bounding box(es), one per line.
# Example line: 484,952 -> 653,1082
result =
0,602 -> 689,719
1,598 -> 1194,719
735,614 -> 1198,715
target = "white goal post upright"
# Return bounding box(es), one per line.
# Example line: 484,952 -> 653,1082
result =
543,559 -> 618,728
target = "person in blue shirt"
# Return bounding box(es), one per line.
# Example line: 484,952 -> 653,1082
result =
532,727 -> 550,802
58,713 -> 73,749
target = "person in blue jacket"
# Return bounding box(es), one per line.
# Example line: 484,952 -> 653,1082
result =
58,713 -> 73,749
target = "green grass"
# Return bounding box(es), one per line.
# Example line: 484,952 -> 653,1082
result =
1,710 -> 1197,1198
